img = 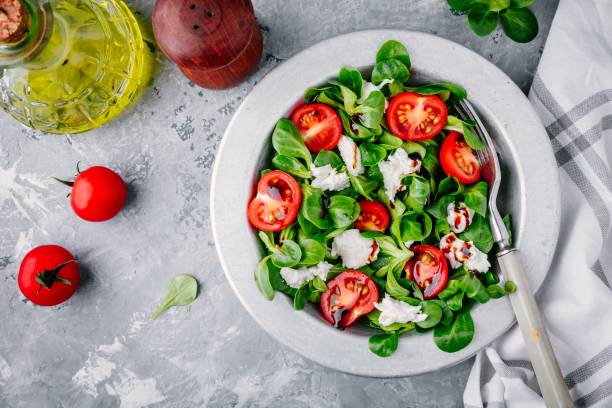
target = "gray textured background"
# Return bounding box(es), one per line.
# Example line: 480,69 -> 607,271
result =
0,1 -> 558,407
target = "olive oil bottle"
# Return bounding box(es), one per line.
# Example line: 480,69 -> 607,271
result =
0,0 -> 154,134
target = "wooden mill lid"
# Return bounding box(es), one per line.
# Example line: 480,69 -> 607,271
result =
152,0 -> 257,71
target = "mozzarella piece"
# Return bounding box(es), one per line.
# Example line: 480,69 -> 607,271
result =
374,294 -> 428,326
378,148 -> 422,202
310,164 -> 350,191
465,247 -> 491,273
446,202 -> 475,233
337,136 -> 364,176
280,261 -> 333,289
439,233 -> 491,273
331,229 -> 379,269
358,79 -> 393,105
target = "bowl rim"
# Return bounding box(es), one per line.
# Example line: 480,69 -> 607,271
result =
211,29 -> 561,377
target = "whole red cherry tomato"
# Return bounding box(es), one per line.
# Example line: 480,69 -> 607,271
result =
18,245 -> 80,306
58,165 -> 127,222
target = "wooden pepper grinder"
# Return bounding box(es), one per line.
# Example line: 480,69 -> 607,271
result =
152,0 -> 262,89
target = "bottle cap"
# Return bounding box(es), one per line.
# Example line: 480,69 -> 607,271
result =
0,0 -> 29,44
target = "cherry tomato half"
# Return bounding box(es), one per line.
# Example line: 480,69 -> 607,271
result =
320,270 -> 378,328
440,131 -> 481,184
405,245 -> 448,300
70,166 -> 127,222
247,170 -> 302,232
18,245 -> 80,306
387,92 -> 448,141
355,200 -> 390,232
291,103 -> 342,152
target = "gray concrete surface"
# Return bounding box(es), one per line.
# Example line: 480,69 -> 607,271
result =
0,0 -> 558,407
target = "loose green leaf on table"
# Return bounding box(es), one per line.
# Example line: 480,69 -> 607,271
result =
500,7 -> 539,43
468,4 -> 499,36
510,0 -> 535,7
152,275 -> 199,319
488,0 -> 511,12
447,0 -> 539,44
447,0 -> 477,12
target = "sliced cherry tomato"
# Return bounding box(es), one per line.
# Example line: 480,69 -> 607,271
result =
290,103 -> 342,152
320,270 -> 379,328
66,166 -> 127,222
355,200 -> 390,232
440,131 -> 481,184
18,245 -> 80,306
387,92 -> 448,141
247,170 -> 302,232
405,245 -> 449,300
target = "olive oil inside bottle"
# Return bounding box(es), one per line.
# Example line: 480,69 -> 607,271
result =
0,0 -> 154,134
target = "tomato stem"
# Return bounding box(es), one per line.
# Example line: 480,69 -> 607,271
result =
52,177 -> 74,188
34,259 -> 77,291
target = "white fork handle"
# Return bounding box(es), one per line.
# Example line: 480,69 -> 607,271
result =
497,249 -> 573,408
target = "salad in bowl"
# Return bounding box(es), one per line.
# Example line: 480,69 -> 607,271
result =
247,40 -> 514,357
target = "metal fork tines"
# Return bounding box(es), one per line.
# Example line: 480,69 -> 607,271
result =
454,99 -> 510,248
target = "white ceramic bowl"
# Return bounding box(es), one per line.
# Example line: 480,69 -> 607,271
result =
211,30 -> 560,377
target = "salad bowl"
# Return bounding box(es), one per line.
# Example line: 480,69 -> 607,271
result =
210,30 -> 560,377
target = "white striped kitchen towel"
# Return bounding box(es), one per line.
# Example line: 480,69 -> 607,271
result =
463,0 -> 612,407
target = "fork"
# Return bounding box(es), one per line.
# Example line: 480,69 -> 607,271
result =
455,99 -> 573,408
